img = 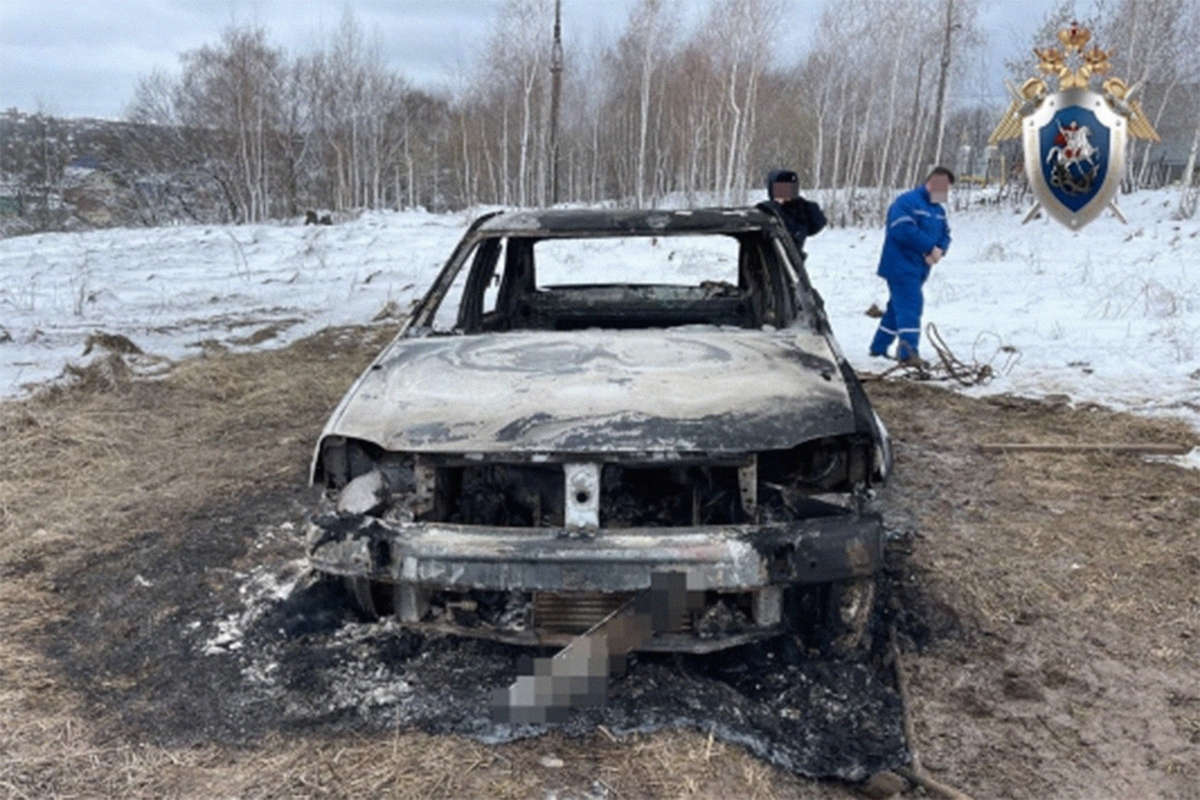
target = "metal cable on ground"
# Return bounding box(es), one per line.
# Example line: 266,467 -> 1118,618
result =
859,322 -> 1019,387
927,323 -> 991,386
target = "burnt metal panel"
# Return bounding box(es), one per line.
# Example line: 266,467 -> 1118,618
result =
398,619 -> 777,654
307,511 -> 883,593
477,207 -> 778,237
320,328 -> 856,455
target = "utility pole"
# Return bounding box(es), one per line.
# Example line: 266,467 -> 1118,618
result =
549,0 -> 563,204
931,0 -> 955,169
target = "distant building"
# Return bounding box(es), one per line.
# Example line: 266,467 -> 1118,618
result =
1132,82 -> 1198,184
66,154 -> 102,172
62,156 -> 120,226
0,179 -> 20,216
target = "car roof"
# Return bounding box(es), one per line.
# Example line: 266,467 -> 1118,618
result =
475,206 -> 782,237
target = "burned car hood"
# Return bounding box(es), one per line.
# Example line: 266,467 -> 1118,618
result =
321,327 -> 857,454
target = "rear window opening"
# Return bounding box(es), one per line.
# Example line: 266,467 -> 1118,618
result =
439,231 -> 799,334
534,235 -> 738,288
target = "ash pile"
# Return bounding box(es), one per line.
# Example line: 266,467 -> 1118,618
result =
211,563 -> 909,783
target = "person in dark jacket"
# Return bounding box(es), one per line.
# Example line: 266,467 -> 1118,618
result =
869,166 -> 954,363
765,169 -> 826,258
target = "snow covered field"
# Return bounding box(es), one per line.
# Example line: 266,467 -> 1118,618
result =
2,191 -> 1198,428
809,191 -> 1200,427
0,209 -> 467,390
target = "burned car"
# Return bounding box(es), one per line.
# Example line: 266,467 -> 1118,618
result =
307,206 -> 892,656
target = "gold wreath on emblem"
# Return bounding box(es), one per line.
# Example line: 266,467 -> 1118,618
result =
988,22 -> 1160,146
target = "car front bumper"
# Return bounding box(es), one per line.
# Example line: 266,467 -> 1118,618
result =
307,511 -> 884,593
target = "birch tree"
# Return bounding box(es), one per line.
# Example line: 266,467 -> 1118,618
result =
628,0 -> 673,206
1103,0 -> 1200,188
170,26 -> 284,222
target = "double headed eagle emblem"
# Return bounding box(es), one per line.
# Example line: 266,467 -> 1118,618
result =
988,23 -> 1161,228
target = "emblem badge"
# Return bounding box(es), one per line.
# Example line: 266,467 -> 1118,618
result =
988,23 -> 1160,229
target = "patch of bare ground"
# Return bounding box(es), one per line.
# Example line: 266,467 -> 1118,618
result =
868,381 -> 1199,800
0,328 -> 1195,798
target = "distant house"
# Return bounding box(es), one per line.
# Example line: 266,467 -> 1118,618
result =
1132,82 -> 1199,184
62,156 -> 120,226
0,180 -> 21,216
67,154 -> 102,171
1139,129 -> 1196,185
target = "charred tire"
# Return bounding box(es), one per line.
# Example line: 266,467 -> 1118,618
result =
786,575 -> 878,659
821,576 -> 877,659
341,576 -> 394,620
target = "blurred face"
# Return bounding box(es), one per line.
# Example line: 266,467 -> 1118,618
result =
772,180 -> 798,202
926,174 -> 951,204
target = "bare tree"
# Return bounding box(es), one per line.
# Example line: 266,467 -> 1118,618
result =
171,26 -> 284,222
102,0 -> 1018,227
1102,0 -> 1197,188
630,0 -> 672,207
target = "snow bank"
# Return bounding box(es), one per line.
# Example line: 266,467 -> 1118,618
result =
2,193 -> 1197,427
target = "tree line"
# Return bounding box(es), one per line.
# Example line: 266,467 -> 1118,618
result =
3,0 -> 1198,233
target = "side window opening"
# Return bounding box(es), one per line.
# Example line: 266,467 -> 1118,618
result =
737,233 -> 786,327
482,266 -> 501,315
431,249 -> 475,332
479,238 -> 508,317
435,237 -> 502,332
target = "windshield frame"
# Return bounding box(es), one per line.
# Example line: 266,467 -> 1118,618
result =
408,217 -> 817,336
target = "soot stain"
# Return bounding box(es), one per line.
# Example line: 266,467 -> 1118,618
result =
41,488 -> 943,782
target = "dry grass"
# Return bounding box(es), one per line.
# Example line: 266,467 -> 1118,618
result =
0,326 -> 381,553
871,385 -> 1198,633
0,715 -> 805,799
1,332 -> 1196,798
0,327 -> 827,800
865,382 -> 1199,799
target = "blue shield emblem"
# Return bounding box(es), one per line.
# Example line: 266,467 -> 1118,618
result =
1040,107 -> 1108,212
1022,88 -> 1127,229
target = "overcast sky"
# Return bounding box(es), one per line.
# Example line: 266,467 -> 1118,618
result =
2,0 -> 1051,120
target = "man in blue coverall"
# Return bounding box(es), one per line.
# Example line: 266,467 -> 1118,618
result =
869,166 -> 954,364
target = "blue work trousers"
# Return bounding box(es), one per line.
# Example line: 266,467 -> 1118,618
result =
870,275 -> 924,359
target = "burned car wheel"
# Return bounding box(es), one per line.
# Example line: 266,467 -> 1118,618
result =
342,576 -> 393,620
786,575 -> 878,659
823,576 -> 877,658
